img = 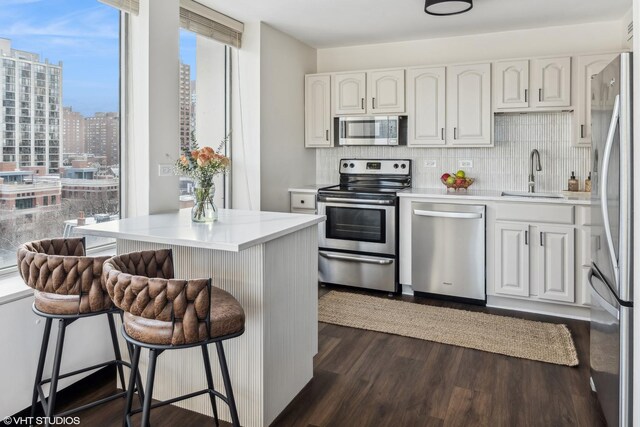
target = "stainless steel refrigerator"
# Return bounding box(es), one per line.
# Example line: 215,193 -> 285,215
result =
589,52 -> 633,427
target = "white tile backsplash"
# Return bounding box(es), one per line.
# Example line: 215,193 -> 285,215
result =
316,112 -> 591,192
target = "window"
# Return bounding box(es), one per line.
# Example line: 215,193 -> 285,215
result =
178,27 -> 231,210
0,0 -> 122,269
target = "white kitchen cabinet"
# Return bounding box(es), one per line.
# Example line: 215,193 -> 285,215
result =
574,53 -> 618,146
333,72 -> 367,115
368,69 -> 405,114
289,191 -> 317,214
494,60 -> 529,109
407,67 -> 446,146
537,225 -> 575,302
447,63 -> 492,146
305,74 -> 332,148
531,57 -> 571,108
495,222 -> 530,297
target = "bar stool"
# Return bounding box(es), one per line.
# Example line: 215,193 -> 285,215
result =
17,237 -> 143,425
103,249 -> 245,427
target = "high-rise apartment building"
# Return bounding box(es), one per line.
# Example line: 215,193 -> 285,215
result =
179,62 -> 192,151
85,112 -> 119,166
0,38 -> 62,173
62,106 -> 85,154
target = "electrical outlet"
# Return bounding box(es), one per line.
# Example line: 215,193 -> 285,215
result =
458,160 -> 473,168
423,159 -> 437,168
158,164 -> 174,176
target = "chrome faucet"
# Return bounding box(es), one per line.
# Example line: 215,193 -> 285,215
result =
529,149 -> 542,193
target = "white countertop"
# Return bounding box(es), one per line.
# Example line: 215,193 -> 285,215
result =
288,184 -> 333,193
398,188 -> 591,205
77,208 -> 325,252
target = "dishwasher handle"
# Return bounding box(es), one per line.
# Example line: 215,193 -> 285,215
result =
413,209 -> 483,220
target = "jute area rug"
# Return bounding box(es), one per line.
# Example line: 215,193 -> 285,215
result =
318,291 -> 579,366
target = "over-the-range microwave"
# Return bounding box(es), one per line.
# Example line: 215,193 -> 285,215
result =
335,116 -> 407,146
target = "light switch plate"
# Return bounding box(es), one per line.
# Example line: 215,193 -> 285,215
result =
158,164 -> 174,176
458,160 -> 473,168
423,159 -> 437,168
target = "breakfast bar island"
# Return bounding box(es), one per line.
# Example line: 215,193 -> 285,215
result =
78,208 -> 324,427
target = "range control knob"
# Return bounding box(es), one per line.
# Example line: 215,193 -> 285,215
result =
393,163 -> 399,169
401,164 -> 407,169
342,162 -> 348,168
349,163 -> 355,168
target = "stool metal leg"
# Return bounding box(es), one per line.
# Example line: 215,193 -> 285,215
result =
140,348 -> 159,427
201,345 -> 220,426
30,317 -> 52,419
216,342 -> 240,427
46,319 -> 67,427
107,312 -> 127,391
120,311 -> 145,404
123,344 -> 141,427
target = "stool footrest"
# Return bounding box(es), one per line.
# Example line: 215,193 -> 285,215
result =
38,359 -> 131,385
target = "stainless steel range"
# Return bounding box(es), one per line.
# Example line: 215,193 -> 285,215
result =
317,159 -> 411,293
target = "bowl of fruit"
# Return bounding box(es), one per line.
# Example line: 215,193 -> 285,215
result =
441,170 -> 474,191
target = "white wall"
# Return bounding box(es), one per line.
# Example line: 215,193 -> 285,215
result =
317,21 -> 626,72
125,0 -> 180,217
260,23 -> 316,212
230,22 -> 317,212
231,21 -> 261,210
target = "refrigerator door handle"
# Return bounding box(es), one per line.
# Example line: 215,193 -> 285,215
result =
588,268 -> 619,319
600,94 -> 621,287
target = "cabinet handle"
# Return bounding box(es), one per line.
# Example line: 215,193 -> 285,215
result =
540,232 -> 544,246
441,128 -> 445,140
580,124 -> 585,138
525,230 -> 528,245
524,89 -> 528,103
453,127 -> 458,140
300,200 -> 305,204
326,129 -> 329,141
361,98 -> 365,110
372,97 -> 376,109
538,88 -> 542,102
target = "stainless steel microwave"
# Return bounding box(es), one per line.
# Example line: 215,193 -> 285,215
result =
335,116 -> 407,146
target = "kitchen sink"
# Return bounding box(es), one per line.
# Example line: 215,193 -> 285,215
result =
501,191 -> 565,199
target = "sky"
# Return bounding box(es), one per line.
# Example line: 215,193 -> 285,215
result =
0,0 -> 197,116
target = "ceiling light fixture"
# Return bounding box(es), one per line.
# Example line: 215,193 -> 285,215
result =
424,0 -> 473,16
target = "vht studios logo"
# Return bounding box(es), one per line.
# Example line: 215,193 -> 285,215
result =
3,416 -> 80,425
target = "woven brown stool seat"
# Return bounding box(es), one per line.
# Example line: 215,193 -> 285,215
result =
103,249 -> 245,427
17,237 -> 143,427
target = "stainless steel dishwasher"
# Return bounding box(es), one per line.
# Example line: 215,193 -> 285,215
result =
411,202 -> 486,304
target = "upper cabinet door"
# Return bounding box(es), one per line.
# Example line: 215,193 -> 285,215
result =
333,72 -> 366,115
494,60 -> 529,109
407,67 -> 446,146
368,69 -> 406,114
574,53 -> 618,147
447,63 -> 491,146
531,57 -> 571,107
305,74 -> 332,148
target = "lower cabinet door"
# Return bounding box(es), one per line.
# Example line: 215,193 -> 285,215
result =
495,222 -> 530,296
537,225 -> 575,302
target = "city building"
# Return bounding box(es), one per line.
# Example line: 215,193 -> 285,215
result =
0,38 -> 62,174
84,112 -> 119,166
179,62 -> 192,150
0,162 -> 60,211
62,106 -> 85,154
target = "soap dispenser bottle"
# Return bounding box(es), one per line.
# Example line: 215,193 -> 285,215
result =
585,172 -> 592,192
568,171 -> 579,192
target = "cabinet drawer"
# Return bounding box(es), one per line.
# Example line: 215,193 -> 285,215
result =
495,203 -> 574,224
291,193 -> 316,210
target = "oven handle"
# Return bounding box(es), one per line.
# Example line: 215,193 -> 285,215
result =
413,209 -> 483,220
318,197 -> 396,206
319,251 -> 394,265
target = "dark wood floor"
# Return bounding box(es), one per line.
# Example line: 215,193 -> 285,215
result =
29,286 -> 606,426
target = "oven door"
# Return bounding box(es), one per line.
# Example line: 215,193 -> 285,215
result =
338,116 -> 398,146
318,200 -> 396,255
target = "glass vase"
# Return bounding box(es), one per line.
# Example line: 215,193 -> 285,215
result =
191,184 -> 218,223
